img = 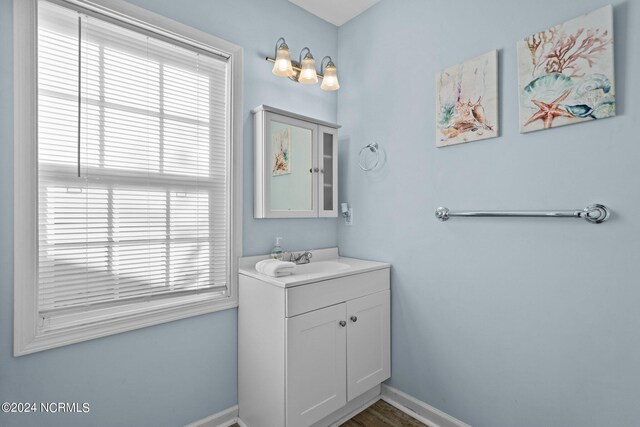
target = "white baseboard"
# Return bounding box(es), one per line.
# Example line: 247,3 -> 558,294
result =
184,405 -> 239,427
188,384 -> 469,427
381,384 -> 471,427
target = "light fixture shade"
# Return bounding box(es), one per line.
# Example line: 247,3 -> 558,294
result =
320,63 -> 340,91
298,56 -> 318,84
272,44 -> 293,77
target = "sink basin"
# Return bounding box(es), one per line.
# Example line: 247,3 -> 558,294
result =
293,260 -> 350,275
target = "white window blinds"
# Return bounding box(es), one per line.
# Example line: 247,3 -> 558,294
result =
37,1 -> 231,326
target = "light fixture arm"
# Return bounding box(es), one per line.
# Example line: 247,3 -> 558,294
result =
274,37 -> 287,57
320,56 -> 334,75
298,47 -> 313,64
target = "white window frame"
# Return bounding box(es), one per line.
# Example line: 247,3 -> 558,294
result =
13,0 -> 243,356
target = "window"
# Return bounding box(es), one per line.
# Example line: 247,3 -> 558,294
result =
14,0 -> 242,355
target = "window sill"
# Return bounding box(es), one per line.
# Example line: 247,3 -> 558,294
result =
15,295 -> 238,356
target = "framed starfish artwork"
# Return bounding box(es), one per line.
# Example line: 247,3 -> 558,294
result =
436,50 -> 499,147
517,5 -> 615,133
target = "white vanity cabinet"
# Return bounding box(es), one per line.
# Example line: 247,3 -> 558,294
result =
253,105 -> 339,218
238,252 -> 390,427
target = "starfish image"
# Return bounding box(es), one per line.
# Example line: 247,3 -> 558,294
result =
524,89 -> 574,129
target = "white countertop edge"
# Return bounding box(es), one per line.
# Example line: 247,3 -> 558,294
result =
238,248 -> 390,288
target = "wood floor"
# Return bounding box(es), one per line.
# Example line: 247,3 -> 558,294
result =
339,400 -> 428,427
230,399 -> 428,427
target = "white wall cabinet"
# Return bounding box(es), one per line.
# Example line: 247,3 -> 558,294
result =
239,259 -> 390,427
253,105 -> 339,218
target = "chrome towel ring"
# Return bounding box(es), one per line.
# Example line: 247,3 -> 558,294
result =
358,142 -> 380,171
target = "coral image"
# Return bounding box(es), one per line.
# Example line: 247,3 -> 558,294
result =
517,5 -> 615,133
436,50 -> 498,147
272,127 -> 291,176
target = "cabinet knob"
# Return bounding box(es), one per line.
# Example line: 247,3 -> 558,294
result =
339,320 -> 346,327
350,316 -> 358,323
320,169 -> 324,173
314,167 -> 320,173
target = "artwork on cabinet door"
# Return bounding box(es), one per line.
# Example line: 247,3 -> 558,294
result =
272,127 -> 291,176
517,5 -> 615,133
436,50 -> 498,147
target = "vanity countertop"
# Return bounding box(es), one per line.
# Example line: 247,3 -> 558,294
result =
238,248 -> 389,288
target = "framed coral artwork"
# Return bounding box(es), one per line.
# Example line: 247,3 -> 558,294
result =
272,127 -> 291,176
436,50 -> 499,147
518,5 -> 615,133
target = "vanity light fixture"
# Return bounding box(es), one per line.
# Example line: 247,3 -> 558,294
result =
320,56 -> 340,91
271,37 -> 294,77
267,37 -> 340,90
297,48 -> 318,84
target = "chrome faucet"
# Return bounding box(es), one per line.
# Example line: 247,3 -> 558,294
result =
289,251 -> 312,265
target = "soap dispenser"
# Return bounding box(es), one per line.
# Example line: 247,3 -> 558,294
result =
270,237 -> 284,261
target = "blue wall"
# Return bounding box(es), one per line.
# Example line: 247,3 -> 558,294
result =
337,1 -> 639,426
0,0 -> 337,426
4,0 -> 639,426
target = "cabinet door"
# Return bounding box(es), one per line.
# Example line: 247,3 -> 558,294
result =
262,112 -> 318,218
346,290 -> 391,401
318,125 -> 338,217
286,304 -> 347,427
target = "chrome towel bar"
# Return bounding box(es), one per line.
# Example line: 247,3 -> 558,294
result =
435,204 -> 610,224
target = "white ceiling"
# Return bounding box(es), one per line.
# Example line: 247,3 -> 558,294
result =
288,0 -> 380,26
